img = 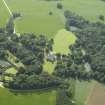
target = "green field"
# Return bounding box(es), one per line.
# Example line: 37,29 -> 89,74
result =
62,0 -> 105,22
5,0 -> 64,37
75,81 -> 96,105
44,29 -> 76,74
4,0 -> 105,37
0,88 -> 56,105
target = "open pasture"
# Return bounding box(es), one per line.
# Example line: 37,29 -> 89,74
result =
5,0 -> 64,37
0,88 -> 56,105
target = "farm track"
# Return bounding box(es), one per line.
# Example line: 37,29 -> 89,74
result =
85,82 -> 105,105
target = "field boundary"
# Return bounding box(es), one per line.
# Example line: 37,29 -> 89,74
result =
8,86 -> 57,93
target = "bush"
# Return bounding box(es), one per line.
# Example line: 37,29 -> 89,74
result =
57,3 -> 63,9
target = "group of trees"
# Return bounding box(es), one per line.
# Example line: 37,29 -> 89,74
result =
6,12 -> 21,34
0,17 -> 62,90
0,13 -> 77,104
102,0 -> 105,2
64,10 -> 105,83
53,42 -> 92,81
53,10 -> 105,105
8,71 -> 61,90
99,15 -> 105,21
2,9 -> 105,105
57,3 -> 63,9
6,17 -> 14,34
12,12 -> 21,19
56,88 -> 75,105
75,27 -> 105,83
64,10 -> 90,30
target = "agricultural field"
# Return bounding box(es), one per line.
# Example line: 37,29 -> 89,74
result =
62,0 -> 105,22
0,0 -> 105,105
75,81 -> 96,105
0,88 -> 56,105
53,29 -> 76,54
5,0 -> 65,37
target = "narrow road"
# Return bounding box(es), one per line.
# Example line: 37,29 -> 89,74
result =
2,0 -> 16,34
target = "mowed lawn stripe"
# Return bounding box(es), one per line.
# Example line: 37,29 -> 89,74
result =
62,0 -> 105,22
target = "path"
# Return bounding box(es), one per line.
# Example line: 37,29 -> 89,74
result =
2,0 -> 16,34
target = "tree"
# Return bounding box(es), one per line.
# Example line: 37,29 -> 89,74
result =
0,28 -> 5,33
6,17 -> 14,34
99,15 -> 105,21
12,12 -> 21,19
57,3 -> 63,9
49,11 -> 53,15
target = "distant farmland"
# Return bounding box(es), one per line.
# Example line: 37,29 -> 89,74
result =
0,88 -> 56,105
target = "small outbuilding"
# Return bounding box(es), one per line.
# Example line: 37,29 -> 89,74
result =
46,52 -> 56,62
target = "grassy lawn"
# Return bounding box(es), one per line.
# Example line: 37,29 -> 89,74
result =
5,0 -> 64,38
6,51 -> 25,69
0,88 -> 56,105
0,0 -> 10,27
44,60 -> 55,74
44,29 -> 76,74
62,0 -> 105,22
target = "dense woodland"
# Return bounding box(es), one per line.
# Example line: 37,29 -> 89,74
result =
64,10 -> 105,83
0,16 -> 62,90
